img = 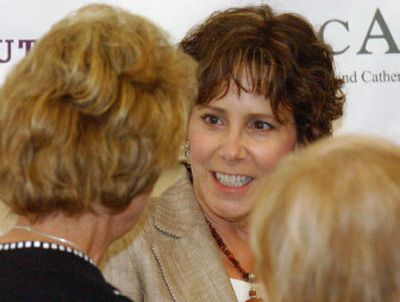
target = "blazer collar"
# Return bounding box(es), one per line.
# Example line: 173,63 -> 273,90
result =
154,170 -> 207,238
150,169 -> 238,301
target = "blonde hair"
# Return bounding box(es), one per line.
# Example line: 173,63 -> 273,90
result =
251,135 -> 400,302
0,4 -> 197,219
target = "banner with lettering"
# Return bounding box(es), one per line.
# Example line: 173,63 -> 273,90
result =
1,0 -> 399,144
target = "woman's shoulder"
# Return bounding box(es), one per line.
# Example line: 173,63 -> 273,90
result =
103,170 -> 197,255
150,170 -> 208,234
154,167 -> 194,203
104,169 -> 204,258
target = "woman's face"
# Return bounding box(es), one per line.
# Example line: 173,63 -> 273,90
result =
188,86 -> 297,222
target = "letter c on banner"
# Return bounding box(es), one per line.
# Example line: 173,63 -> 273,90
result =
319,19 -> 350,55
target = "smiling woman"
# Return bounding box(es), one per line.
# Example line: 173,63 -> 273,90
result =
189,86 -> 297,222
103,4 -> 345,302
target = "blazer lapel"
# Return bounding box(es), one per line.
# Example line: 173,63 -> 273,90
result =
151,174 -> 237,302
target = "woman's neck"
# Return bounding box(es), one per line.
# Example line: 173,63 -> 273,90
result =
202,211 -> 250,241
202,210 -> 255,279
1,213 -> 113,264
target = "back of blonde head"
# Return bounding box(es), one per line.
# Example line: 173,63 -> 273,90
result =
251,135 -> 400,302
0,4 -> 197,219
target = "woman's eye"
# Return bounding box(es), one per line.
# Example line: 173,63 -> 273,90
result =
251,120 -> 273,130
201,114 -> 222,126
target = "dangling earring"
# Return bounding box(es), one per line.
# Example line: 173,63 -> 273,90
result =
184,138 -> 191,166
183,138 -> 193,182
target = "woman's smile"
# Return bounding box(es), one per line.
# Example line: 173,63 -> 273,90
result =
213,171 -> 253,188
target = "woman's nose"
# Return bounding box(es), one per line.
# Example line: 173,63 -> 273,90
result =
217,130 -> 247,161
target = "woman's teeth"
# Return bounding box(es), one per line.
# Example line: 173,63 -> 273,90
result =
214,172 -> 252,187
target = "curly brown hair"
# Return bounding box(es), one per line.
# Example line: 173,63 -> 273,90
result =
0,4 -> 197,219
180,5 -> 344,144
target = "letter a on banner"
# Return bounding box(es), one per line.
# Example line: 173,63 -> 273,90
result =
358,8 -> 400,54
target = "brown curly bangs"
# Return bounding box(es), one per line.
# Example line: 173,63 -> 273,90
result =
180,5 -> 345,144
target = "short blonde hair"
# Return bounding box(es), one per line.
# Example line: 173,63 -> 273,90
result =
251,135 -> 400,302
0,4 -> 197,219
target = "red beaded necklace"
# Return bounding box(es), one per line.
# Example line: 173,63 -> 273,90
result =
206,219 -> 262,302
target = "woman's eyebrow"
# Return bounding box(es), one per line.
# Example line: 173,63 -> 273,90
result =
246,113 -> 275,119
198,105 -> 226,114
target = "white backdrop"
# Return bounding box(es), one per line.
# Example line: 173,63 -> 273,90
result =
0,0 -> 400,143
0,0 -> 399,231
1,0 -> 399,144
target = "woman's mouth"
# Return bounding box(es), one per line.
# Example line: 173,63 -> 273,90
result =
213,171 -> 253,187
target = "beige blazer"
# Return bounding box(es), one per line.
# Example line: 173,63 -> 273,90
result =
103,172 -> 238,302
